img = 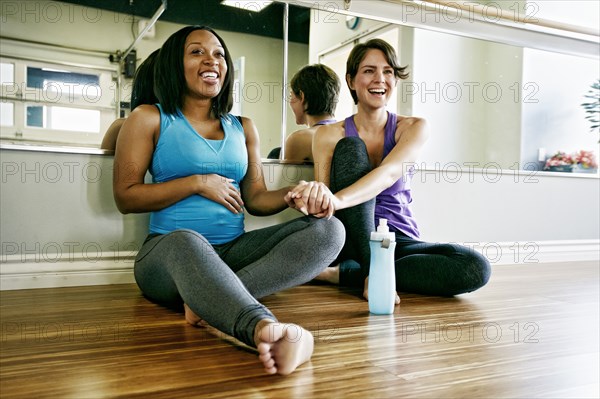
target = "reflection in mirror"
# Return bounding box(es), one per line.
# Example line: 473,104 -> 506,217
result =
0,54 -> 114,147
0,0 -> 598,172
0,0 -> 308,158
305,1 -> 598,173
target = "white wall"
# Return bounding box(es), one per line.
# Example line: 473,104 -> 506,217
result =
410,167 -> 599,242
0,0 -> 308,156
411,29 -> 524,168
308,11 -> 386,64
0,147 -> 310,289
1,147 -> 598,290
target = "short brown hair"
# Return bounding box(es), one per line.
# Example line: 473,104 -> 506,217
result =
291,64 -> 340,116
346,38 -> 409,104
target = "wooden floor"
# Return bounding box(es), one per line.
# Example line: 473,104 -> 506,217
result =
1,261 -> 598,399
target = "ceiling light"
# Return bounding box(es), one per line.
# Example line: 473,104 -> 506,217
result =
221,1 -> 273,13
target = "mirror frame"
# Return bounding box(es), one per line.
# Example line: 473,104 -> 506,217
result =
276,0 -> 598,59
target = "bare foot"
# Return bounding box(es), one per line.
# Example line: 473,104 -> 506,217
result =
363,277 -> 401,304
313,265 -> 340,284
255,320 -> 314,376
184,303 -> 204,327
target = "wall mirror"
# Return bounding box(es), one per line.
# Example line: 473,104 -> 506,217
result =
0,0 -> 309,157
293,0 -> 599,173
1,0 -> 598,176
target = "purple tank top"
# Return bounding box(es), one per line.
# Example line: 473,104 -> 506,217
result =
345,112 -> 420,239
314,118 -> 337,127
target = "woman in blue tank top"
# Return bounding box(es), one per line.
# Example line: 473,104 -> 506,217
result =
112,26 -> 344,376
290,38 -> 491,301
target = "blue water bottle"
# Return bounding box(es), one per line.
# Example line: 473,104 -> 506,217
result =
368,218 -> 397,315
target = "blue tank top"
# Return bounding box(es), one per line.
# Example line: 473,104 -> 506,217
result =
345,112 -> 420,239
149,105 -> 247,244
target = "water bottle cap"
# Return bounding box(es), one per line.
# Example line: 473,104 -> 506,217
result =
377,219 -> 389,233
371,218 -> 395,241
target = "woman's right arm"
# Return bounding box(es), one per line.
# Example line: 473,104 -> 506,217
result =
112,105 -> 244,215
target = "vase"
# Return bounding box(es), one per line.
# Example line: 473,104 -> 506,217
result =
546,165 -> 572,173
572,165 -> 598,174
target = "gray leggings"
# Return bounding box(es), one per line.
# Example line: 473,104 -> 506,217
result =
331,137 -> 491,296
134,216 -> 344,347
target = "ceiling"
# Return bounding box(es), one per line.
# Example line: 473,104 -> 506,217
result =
59,0 -> 311,44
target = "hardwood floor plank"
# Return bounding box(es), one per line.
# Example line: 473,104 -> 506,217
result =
1,261 -> 598,398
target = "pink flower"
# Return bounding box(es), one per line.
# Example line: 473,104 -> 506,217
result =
544,151 -> 574,169
573,150 -> 598,168
545,150 -> 598,170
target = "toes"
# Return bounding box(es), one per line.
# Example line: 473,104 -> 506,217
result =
184,303 -> 203,326
263,358 -> 275,369
259,350 -> 276,374
258,351 -> 272,363
257,342 -> 271,355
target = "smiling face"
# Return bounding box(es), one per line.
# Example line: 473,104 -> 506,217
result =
183,29 -> 228,100
347,49 -> 398,109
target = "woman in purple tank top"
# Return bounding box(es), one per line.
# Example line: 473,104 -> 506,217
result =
290,38 -> 490,301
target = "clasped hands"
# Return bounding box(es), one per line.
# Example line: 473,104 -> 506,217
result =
285,180 -> 339,219
197,175 -> 336,217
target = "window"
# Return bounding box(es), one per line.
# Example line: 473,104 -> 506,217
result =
0,102 -> 14,126
0,57 -> 117,146
26,105 -> 101,133
1,62 -> 14,85
1,62 -> 15,127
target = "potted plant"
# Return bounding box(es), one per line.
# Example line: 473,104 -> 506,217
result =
545,150 -> 598,173
544,151 -> 574,172
573,150 -> 598,173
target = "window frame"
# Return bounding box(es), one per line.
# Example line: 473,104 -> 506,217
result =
0,55 -> 119,146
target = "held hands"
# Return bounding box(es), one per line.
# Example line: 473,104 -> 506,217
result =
196,174 -> 244,214
197,175 -> 334,216
285,180 -> 338,219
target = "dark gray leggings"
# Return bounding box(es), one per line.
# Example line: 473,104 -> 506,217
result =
134,216 -> 344,347
330,137 -> 491,296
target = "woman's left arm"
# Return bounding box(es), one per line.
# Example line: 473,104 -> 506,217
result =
333,117 -> 429,210
239,117 -> 292,216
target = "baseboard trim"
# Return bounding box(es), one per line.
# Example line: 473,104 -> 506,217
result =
466,239 -> 599,265
0,253 -> 135,290
1,240 -> 598,290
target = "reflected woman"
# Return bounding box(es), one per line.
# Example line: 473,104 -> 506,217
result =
284,64 -> 340,162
